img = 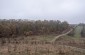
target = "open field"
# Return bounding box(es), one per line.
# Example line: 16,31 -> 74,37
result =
0,23 -> 85,55
55,35 -> 85,49
0,0 -> 85,55
0,43 -> 85,55
55,26 -> 85,49
0,35 -> 85,55
0,26 -> 85,55
74,26 -> 83,38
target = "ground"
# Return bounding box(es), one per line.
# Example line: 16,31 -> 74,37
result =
0,26 -> 85,55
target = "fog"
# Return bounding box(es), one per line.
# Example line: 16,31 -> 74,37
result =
0,0 -> 85,24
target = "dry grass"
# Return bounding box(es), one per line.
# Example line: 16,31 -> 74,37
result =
0,35 -> 85,55
0,43 -> 85,55
55,35 -> 85,49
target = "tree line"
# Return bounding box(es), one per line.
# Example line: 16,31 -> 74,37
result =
68,23 -> 85,38
0,19 -> 70,38
81,24 -> 85,37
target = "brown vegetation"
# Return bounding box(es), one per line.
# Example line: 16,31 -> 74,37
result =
0,35 -> 85,55
0,19 -> 70,38
55,36 -> 85,49
0,19 -> 85,55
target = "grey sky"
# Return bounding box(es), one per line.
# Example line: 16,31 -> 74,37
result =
0,0 -> 85,24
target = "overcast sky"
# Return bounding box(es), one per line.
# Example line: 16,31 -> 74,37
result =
0,0 -> 85,24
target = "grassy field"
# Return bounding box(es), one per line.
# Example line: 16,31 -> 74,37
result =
0,26 -> 85,55
54,26 -> 85,54
74,26 -> 83,38
36,34 -> 57,41
0,36 -> 85,55
55,35 -> 85,48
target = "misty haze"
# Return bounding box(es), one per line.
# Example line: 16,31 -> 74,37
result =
0,0 -> 85,55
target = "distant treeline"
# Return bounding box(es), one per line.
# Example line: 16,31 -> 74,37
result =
68,23 -> 85,37
81,24 -> 85,37
0,19 -> 70,38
